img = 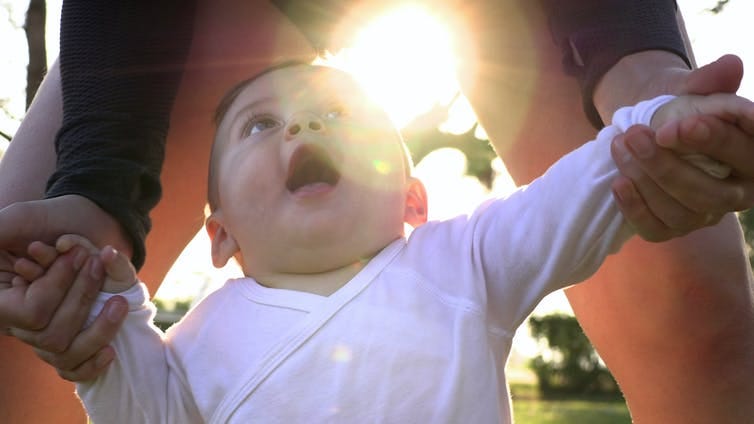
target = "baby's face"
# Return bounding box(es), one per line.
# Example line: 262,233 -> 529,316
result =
211,65 -> 412,276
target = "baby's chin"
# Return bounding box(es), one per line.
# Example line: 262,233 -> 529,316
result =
243,252 -> 374,295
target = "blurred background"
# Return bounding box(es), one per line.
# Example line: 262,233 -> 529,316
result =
1,1 -> 752,421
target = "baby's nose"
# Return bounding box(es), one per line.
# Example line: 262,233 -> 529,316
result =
286,113 -> 325,138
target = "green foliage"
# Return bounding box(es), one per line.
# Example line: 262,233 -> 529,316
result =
153,298 -> 192,332
402,97 -> 497,187
527,314 -> 619,397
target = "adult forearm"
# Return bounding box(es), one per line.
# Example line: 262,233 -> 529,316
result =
0,61 -> 61,207
542,0 -> 690,128
46,0 -> 195,269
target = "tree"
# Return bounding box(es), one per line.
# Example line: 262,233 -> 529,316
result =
24,0 -> 46,110
528,313 -> 620,396
402,96 -> 497,188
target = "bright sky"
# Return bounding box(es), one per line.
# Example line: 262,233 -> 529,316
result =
0,1 -> 752,358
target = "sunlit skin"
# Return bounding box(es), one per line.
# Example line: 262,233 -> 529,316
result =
207,65 -> 427,296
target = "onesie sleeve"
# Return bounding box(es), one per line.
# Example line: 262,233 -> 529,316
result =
541,0 -> 690,128
76,284 -> 202,423
472,96 -> 674,331
45,0 -> 195,269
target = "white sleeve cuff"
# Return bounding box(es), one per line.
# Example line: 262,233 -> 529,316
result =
612,94 -> 675,130
86,283 -> 150,326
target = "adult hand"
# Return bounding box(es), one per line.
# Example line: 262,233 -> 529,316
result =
595,53 -> 743,123
7,250 -> 127,382
606,55 -> 754,240
611,121 -> 754,241
0,245 -> 89,331
0,195 -> 132,261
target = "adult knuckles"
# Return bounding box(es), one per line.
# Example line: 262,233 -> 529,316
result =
34,329 -> 72,353
21,301 -> 56,330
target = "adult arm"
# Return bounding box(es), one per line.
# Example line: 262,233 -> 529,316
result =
542,0 -> 690,128
45,0 -> 195,269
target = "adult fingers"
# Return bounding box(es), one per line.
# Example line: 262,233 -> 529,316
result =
54,347 -> 116,382
33,295 -> 127,381
611,176 -> 677,242
611,132 -> 713,233
619,126 -> 748,214
658,114 -> 754,181
682,54 -> 743,95
11,255 -> 105,352
0,246 -> 87,330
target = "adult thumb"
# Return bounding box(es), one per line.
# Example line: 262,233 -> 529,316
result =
684,54 -> 743,95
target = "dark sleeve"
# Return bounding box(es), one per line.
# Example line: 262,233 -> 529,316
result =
46,0 -> 195,269
541,0 -> 691,128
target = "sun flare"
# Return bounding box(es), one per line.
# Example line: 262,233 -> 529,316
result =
326,4 -> 461,128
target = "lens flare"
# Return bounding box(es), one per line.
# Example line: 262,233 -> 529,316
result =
332,344 -> 353,362
372,159 -> 392,175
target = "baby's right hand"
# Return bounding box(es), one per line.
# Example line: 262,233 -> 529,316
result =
56,234 -> 137,294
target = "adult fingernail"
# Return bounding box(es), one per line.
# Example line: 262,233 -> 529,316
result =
626,133 -> 655,159
107,300 -> 127,323
612,135 -> 632,164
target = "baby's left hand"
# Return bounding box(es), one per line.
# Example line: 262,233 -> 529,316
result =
56,234 -> 138,294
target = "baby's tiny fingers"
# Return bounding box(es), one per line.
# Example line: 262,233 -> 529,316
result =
56,234 -> 98,254
13,257 -> 46,282
100,246 -> 137,292
27,241 -> 60,268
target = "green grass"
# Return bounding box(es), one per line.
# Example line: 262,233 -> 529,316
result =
511,383 -> 631,424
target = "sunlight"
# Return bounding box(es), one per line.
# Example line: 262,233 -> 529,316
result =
326,4 -> 461,128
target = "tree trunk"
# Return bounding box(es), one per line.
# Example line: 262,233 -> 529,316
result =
24,0 -> 46,110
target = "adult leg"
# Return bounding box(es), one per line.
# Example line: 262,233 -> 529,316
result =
456,2 -> 754,422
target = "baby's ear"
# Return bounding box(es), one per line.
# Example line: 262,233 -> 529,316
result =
404,177 -> 428,228
205,211 -> 240,268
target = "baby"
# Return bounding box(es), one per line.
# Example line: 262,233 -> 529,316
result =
18,62 -> 754,423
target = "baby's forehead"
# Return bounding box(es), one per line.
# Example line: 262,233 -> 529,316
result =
242,65 -> 367,104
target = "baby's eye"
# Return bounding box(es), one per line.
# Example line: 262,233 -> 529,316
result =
244,116 -> 280,136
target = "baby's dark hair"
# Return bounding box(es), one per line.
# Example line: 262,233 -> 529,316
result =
208,61 -> 414,212
213,60 -> 312,127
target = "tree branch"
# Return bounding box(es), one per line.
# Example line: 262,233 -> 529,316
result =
0,129 -> 12,141
708,0 -> 730,14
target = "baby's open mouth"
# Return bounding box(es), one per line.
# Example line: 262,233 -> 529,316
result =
286,144 -> 341,193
